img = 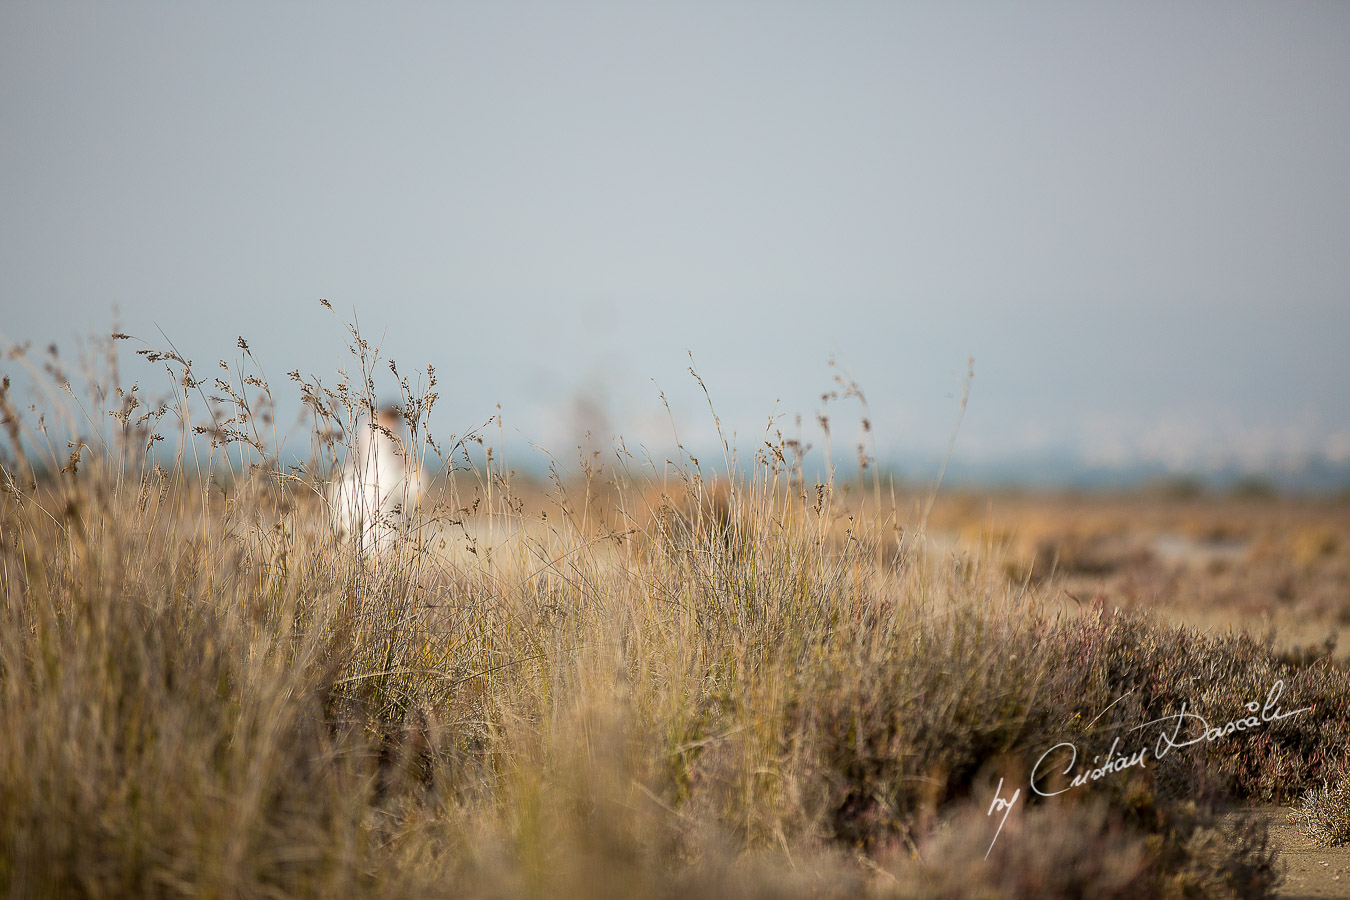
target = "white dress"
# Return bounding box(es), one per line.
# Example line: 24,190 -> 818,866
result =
327,411 -> 424,551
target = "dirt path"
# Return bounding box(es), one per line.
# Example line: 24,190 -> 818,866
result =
1248,806 -> 1350,899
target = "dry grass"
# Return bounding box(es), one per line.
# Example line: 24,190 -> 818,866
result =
1,314 -> 1347,897
1288,762 -> 1350,848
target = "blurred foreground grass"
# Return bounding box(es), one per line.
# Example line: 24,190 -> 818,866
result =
1,322 -> 1347,898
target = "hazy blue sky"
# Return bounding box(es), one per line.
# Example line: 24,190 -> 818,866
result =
3,2 -> 1348,478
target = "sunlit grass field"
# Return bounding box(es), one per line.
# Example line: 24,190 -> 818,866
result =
1,319 -> 1347,898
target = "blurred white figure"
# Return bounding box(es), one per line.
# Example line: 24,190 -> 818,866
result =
328,405 -> 425,551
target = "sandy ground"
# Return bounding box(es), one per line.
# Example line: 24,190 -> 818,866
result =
1240,807 -> 1350,899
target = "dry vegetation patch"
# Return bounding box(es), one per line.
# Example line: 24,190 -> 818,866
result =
2,325 -> 1347,897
